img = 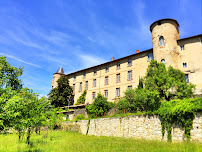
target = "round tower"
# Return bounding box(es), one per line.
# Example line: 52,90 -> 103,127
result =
52,66 -> 65,89
150,19 -> 180,68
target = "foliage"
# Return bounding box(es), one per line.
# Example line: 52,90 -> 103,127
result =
48,75 -> 73,107
74,114 -> 86,121
75,90 -> 87,105
86,93 -> 114,117
158,97 -> 202,141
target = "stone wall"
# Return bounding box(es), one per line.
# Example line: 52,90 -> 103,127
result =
62,112 -> 202,143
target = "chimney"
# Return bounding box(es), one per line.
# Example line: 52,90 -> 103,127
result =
136,50 -> 139,53
112,57 -> 114,61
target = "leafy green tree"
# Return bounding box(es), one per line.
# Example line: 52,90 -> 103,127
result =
86,93 -> 114,117
75,90 -> 87,105
48,75 -> 73,107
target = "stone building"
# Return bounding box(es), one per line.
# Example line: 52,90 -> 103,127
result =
52,18 -> 202,104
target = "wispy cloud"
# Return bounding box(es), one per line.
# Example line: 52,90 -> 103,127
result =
79,54 -> 107,68
0,53 -> 41,68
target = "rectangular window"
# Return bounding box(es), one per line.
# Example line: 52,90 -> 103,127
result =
93,79 -> 96,87
128,71 -> 132,81
104,90 -> 108,98
148,53 -> 153,61
180,45 -> 184,50
117,62 -> 120,69
106,66 -> 109,72
185,74 -> 189,83
105,76 -> 109,85
94,69 -> 97,75
183,63 -> 187,68
92,92 -> 96,100
79,82 -> 82,92
116,88 -> 120,97
128,59 -> 132,66
83,72 -> 86,79
73,84 -> 75,93
85,81 -> 88,90
116,73 -> 120,83
200,37 -> 202,44
128,85 -> 132,89
74,75 -> 76,81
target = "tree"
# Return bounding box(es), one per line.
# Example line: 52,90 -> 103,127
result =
0,56 -> 23,132
86,93 -> 114,117
75,90 -> 87,105
48,75 -> 73,107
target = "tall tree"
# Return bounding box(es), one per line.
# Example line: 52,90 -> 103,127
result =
48,75 -> 73,107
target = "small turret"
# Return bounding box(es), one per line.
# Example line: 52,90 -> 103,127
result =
52,66 -> 65,89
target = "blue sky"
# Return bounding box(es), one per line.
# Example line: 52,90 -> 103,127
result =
0,0 -> 201,97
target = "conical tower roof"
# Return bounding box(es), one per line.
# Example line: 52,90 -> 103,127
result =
55,66 -> 64,74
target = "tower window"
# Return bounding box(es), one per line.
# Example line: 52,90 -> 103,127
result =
148,53 -> 153,61
79,82 -> 82,92
161,59 -> 165,64
180,45 -> 184,50
185,74 -> 189,83
183,63 -> 187,68
159,36 -> 165,47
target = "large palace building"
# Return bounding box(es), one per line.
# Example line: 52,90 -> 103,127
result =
52,19 -> 202,104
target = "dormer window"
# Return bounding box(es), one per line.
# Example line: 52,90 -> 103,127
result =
83,72 -> 86,79
180,45 -> 184,50
159,36 -> 164,47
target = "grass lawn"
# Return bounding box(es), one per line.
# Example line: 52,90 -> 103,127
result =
0,131 -> 201,152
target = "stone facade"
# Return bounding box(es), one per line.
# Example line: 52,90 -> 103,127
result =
52,18 -> 202,104
62,112 -> 202,143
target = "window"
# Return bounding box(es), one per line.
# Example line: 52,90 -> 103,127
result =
183,63 -> 187,68
83,72 -> 86,79
104,90 -> 108,98
161,59 -> 165,64
116,73 -> 120,83
106,66 -> 109,72
94,69 -> 97,75
128,59 -> 132,66
116,88 -> 120,97
128,71 -> 132,81
117,62 -> 120,69
185,74 -> 189,83
85,81 -> 88,90
148,53 -> 153,61
105,76 -> 109,85
92,92 -> 96,100
73,84 -> 75,93
159,36 -> 164,47
128,85 -> 132,89
200,37 -> 202,44
93,79 -> 96,87
74,75 -> 76,81
180,45 -> 184,50
79,82 -> 82,92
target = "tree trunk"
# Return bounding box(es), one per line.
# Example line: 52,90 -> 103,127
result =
27,127 -> 31,145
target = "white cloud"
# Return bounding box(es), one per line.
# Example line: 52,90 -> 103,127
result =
79,54 -> 107,68
0,53 -> 41,68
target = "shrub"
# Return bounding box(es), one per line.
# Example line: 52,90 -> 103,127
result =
74,114 -> 86,121
75,90 -> 87,105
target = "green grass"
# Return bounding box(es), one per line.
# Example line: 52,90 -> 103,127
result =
0,131 -> 201,152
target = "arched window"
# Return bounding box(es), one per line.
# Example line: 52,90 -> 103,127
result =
159,36 -> 164,46
161,59 -> 165,64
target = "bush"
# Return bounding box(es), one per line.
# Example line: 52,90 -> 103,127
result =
86,93 -> 114,117
75,90 -> 87,105
74,114 -> 85,121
